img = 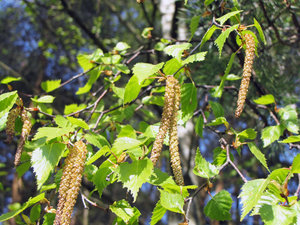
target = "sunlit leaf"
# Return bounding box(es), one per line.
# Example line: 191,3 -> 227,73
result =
247,142 -> 270,172
253,94 -> 275,105
31,95 -> 55,103
159,189 -> 184,214
195,114 -> 204,138
110,199 -> 141,224
33,127 -> 75,142
261,125 -> 284,147
76,70 -> 101,95
292,154 -> 300,173
114,42 -> 131,51
183,52 -> 207,64
181,83 -> 197,119
150,200 -> 167,225
0,91 -> 18,118
260,204 -> 296,225
254,18 -> 267,45
200,25 -> 219,50
164,43 -> 192,62
66,116 -> 89,129
238,128 -> 257,139
41,80 -> 61,92
216,10 -> 243,26
124,75 -> 141,104
193,149 -> 219,178
0,76 -> 21,84
163,58 -> 184,75
132,62 -> 164,85
215,24 -> 239,57
209,101 -> 224,118
279,135 -> 300,143
189,15 -> 201,41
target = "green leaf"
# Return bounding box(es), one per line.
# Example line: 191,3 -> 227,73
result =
216,10 -> 243,26
212,147 -> 234,166
115,64 -> 130,74
42,213 -> 55,225
40,183 -> 56,192
16,161 -> 31,178
253,94 -> 275,105
110,200 -> 141,224
164,43 -> 192,62
85,132 -> 110,149
0,76 -> 21,84
0,91 -> 18,118
278,105 -> 299,134
260,204 -> 296,225
132,62 -> 164,85
181,83 -> 197,118
100,55 -> 121,64
254,18 -> 267,45
238,128 -> 257,139
261,125 -> 284,147
269,168 -> 290,184
209,101 -> 224,118
115,158 -> 153,202
292,154 -> 300,173
163,58 -> 184,75
193,149 -> 219,178
226,74 -> 241,80
77,54 -> 94,71
124,76 -> 141,104
239,178 -> 270,221
154,42 -> 166,51
86,146 -> 110,165
162,183 -> 197,198
183,52 -> 207,64
189,15 -> 201,40
195,114 -> 204,138
93,159 -> 115,198
204,0 -> 214,5
33,127 -> 75,142
30,204 -> 41,223
31,95 -> 55,103
76,70 -> 101,95
0,193 -> 45,222
64,103 -> 86,115
211,53 -> 236,98
41,80 -> 61,92
247,142 -> 270,172
142,96 -> 164,106
204,190 -> 232,221
66,116 -> 89,129
159,189 -> 184,214
200,25 -> 219,50
279,135 -> 300,143
207,117 -> 229,129
150,200 -> 167,225
215,24 -> 239,57
0,112 -> 8,132
148,168 -> 176,186
114,42 -> 131,51
31,143 -> 65,189
54,115 -> 72,128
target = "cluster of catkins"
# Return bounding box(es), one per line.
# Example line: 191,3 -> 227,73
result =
235,33 -> 255,118
4,98 -> 32,166
150,76 -> 184,186
54,140 -> 87,225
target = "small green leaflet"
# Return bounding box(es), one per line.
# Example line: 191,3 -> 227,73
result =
209,101 -> 224,118
66,116 -> 89,129
150,200 -> 167,225
16,161 -> 31,178
183,52 -> 207,64
31,143 -> 65,189
115,64 -> 130,74
189,15 -> 201,41
226,74 -> 241,80
41,80 -> 61,92
64,103 -> 86,115
200,25 -> 219,50
279,135 -> 300,143
211,53 -> 236,98
0,112 -> 8,132
111,85 -> 125,100
162,183 -> 197,198
112,136 -> 148,154
0,91 -> 18,118
215,24 -> 239,57
278,105 -> 299,134
132,62 -> 164,85
54,115 -> 72,128
204,190 -> 233,221
0,76 -> 21,84
207,117 -> 229,129
33,127 -> 75,142
124,76 -> 141,104
42,213 -> 55,225
142,96 -> 164,106
247,142 -> 270,172
0,193 -> 45,222
31,95 -> 55,103
193,149 -> 219,178
260,204 -> 296,225
117,124 -> 136,139
238,128 -> 257,139
77,54 -> 94,71
254,18 -> 267,45
261,125 -> 284,147
114,42 -> 131,51
163,58 -> 184,75
204,0 -> 214,5
159,189 -> 184,214
269,168 -> 290,184
110,200 -> 141,224
76,70 -> 101,95
115,158 -> 153,202
195,114 -> 204,138
212,147 -> 234,166
253,94 -> 275,105
164,43 -> 192,62
239,178 -> 270,221
100,55 -> 121,64
89,48 -> 104,62
86,146 -> 110,165
181,83 -> 197,119
85,132 -> 111,148
148,168 -> 176,186
30,204 -> 41,223
292,154 -> 300,173
216,10 -> 243,26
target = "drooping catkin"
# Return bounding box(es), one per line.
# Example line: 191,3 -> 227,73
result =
14,108 -> 32,166
235,33 -> 255,118
54,140 -> 87,225
4,107 -> 21,144
150,76 -> 177,167
169,81 -> 184,186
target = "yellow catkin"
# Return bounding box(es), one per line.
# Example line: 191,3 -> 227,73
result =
4,107 -> 21,144
150,76 -> 177,167
235,33 -> 255,118
169,81 -> 184,186
54,140 -> 87,225
14,108 -> 32,166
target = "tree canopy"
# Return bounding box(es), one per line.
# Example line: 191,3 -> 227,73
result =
0,0 -> 300,224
